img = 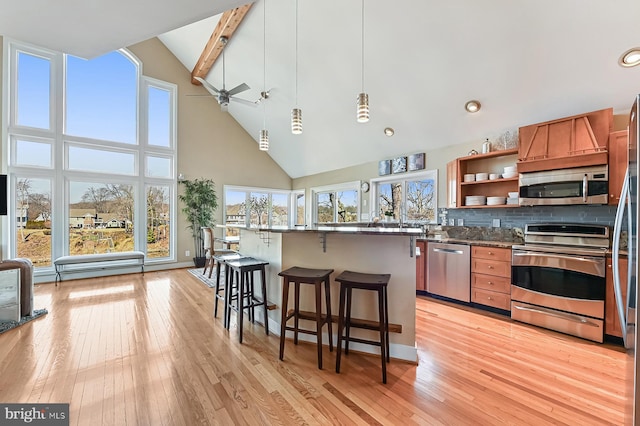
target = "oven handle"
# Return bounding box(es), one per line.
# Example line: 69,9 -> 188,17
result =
583,174 -> 588,203
513,304 -> 600,327
512,251 -> 605,277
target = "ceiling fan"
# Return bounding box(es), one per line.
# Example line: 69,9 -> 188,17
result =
194,36 -> 262,111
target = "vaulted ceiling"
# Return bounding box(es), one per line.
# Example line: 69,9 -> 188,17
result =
3,1 -> 640,179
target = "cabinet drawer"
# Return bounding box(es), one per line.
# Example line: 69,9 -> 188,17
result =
472,273 -> 511,294
472,288 -> 511,311
472,246 -> 511,262
471,258 -> 510,277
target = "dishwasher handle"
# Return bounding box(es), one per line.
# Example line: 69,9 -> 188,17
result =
432,247 -> 465,255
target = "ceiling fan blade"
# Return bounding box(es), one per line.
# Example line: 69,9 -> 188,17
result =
194,76 -> 221,95
230,97 -> 259,107
227,83 -> 250,96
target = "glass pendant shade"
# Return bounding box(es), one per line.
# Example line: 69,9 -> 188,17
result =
291,108 -> 303,134
259,129 -> 269,151
357,92 -> 370,123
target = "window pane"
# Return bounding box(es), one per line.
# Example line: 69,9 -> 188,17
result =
69,182 -> 135,255
68,145 -> 135,175
271,193 -> 288,227
16,178 -> 52,267
16,52 -> 50,129
407,178 -> 436,222
336,190 -> 358,223
316,192 -> 334,223
15,139 -> 52,168
66,52 -> 137,144
147,185 -> 170,259
148,86 -> 171,147
146,155 -> 171,178
249,192 -> 269,228
225,190 -> 246,226
378,182 -> 402,219
295,193 -> 305,225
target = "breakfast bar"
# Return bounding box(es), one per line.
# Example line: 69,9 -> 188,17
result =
226,225 -> 423,362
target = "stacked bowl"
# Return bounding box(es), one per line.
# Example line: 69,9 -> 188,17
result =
465,195 -> 487,206
503,165 -> 517,179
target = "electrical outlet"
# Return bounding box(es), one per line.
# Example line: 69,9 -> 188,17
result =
448,218 -> 455,226
185,250 -> 190,257
492,218 -> 501,228
457,219 -> 464,226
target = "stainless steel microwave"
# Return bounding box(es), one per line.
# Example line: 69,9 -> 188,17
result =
519,165 -> 608,206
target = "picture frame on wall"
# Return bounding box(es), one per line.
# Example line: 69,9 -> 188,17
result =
378,160 -> 391,176
408,153 -> 425,171
392,156 -> 407,174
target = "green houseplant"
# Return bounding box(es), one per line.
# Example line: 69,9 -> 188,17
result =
178,178 -> 218,267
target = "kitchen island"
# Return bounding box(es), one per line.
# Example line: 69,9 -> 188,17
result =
225,225 -> 423,362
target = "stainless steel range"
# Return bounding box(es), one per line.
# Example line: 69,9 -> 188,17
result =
511,223 -> 609,342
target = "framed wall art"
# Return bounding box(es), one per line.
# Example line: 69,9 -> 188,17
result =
408,153 -> 425,171
392,156 -> 407,174
378,160 -> 391,176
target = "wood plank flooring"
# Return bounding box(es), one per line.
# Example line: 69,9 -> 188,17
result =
0,269 -> 627,425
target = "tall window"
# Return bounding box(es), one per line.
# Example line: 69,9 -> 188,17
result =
372,170 -> 438,223
5,41 -> 177,270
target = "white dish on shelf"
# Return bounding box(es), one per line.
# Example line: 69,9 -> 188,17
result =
506,198 -> 519,205
502,171 -> 518,179
465,195 -> 487,206
503,165 -> 516,173
463,173 -> 476,182
475,172 -> 489,181
487,196 -> 506,205
508,191 -> 519,198
489,173 -> 500,180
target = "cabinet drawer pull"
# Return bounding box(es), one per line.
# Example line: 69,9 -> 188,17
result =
487,296 -> 493,300
488,281 -> 493,285
487,265 -> 493,269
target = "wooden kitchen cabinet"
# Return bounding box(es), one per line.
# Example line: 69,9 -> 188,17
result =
456,149 -> 518,208
471,246 -> 511,311
446,160 -> 457,208
605,255 -> 628,338
608,129 -> 629,206
518,108 -> 612,173
416,240 -> 427,291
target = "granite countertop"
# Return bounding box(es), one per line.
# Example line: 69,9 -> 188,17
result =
254,225 -> 425,237
420,225 -> 524,248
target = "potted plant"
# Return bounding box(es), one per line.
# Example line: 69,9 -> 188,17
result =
178,178 -> 218,267
384,211 -> 394,222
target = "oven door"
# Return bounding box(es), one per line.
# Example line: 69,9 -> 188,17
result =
511,249 -> 606,319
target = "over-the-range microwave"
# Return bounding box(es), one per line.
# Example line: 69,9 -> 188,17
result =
519,164 -> 608,206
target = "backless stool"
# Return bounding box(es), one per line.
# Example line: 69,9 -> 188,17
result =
278,267 -> 334,369
225,257 -> 270,343
335,270 -> 391,384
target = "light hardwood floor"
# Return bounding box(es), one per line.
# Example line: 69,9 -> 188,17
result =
0,269 -> 627,425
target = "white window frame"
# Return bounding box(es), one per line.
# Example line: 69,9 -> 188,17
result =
223,185 -> 296,229
370,170 -> 438,224
3,39 -> 178,275
310,180 -> 360,225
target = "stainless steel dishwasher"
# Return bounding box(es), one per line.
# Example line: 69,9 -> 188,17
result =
427,242 -> 471,302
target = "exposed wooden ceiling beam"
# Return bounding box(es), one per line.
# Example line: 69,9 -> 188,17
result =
191,3 -> 253,85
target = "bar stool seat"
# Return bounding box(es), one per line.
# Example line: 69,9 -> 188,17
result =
225,256 -> 270,343
278,266 -> 334,369
335,270 -> 391,384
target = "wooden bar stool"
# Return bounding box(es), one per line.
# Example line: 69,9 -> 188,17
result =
335,270 -> 391,384
278,267 -> 334,369
225,257 -> 270,343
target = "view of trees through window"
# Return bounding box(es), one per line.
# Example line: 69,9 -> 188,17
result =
8,42 -> 176,268
316,190 -> 358,223
224,187 -> 292,231
376,173 -> 437,223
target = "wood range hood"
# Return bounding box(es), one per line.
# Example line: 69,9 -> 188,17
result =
517,108 -> 613,173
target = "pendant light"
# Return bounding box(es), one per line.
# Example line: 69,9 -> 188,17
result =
356,0 -> 369,123
259,0 -> 269,151
291,0 -> 303,134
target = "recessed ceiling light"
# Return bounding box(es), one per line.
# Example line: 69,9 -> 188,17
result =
619,48 -> 640,67
384,127 -> 395,137
465,100 -> 481,113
